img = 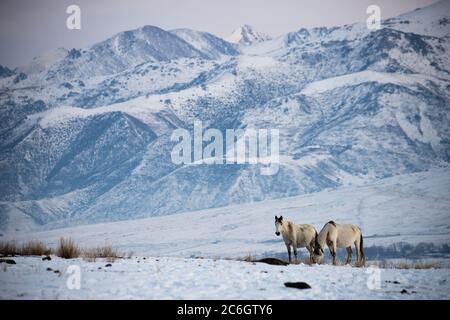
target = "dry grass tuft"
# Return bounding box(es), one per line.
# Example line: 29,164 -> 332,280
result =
19,240 -> 52,256
0,241 -> 18,257
82,245 -> 120,262
3,238 -> 129,262
56,237 -> 81,259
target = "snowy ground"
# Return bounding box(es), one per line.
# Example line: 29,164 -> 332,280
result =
1,256 -> 449,300
1,168 -> 449,299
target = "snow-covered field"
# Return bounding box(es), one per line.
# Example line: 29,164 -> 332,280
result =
1,168 -> 449,299
1,256 -> 449,300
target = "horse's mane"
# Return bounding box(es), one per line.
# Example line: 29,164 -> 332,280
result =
327,220 -> 337,227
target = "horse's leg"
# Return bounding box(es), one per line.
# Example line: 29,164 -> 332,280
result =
293,246 -> 298,264
329,242 -> 337,265
345,247 -> 352,265
286,244 -> 292,263
307,245 -> 313,264
355,240 -> 361,266
328,246 -> 335,265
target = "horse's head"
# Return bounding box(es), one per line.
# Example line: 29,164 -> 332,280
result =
312,242 -> 324,264
274,215 -> 283,236
312,248 -> 324,264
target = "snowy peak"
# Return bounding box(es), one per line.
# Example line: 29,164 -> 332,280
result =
225,24 -> 272,45
93,25 -> 206,62
170,28 -> 239,58
383,0 -> 450,37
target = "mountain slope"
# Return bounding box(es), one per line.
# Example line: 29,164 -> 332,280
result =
4,168 -> 450,254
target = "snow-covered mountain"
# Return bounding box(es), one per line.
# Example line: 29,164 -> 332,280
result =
225,24 -> 272,45
42,26 -> 223,82
383,0 -> 450,37
0,1 -> 449,231
170,28 -> 239,58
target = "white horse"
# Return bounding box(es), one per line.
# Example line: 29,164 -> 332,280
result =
274,216 -> 318,264
312,221 -> 365,266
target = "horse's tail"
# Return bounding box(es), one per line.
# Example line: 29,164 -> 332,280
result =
359,233 -> 365,266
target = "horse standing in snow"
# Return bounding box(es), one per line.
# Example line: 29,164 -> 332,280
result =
274,216 -> 318,264
312,221 -> 365,267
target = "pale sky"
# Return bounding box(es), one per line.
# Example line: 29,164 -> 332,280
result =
0,0 -> 439,68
